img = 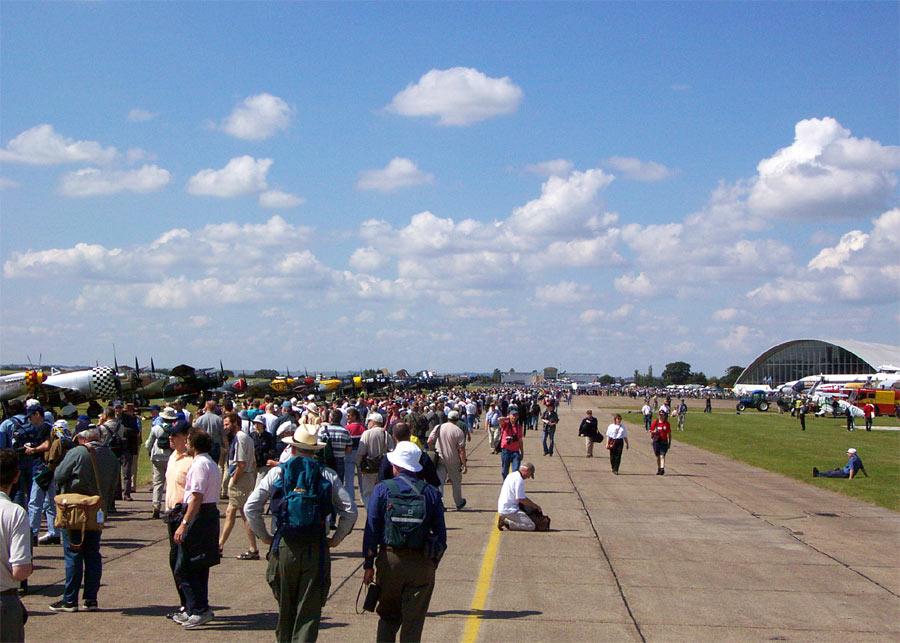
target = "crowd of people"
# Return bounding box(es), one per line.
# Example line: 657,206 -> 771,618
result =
0,383 -> 873,642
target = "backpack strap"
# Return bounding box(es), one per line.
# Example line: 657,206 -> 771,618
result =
86,444 -> 105,508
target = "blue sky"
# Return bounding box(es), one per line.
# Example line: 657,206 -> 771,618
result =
1,2 -> 898,377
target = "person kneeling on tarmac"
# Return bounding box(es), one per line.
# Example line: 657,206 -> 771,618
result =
497,462 -> 549,531
362,442 -> 447,643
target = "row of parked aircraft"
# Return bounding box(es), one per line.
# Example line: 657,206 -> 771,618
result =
0,360 -> 470,412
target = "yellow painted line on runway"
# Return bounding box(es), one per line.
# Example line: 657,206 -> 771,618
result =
461,522 -> 502,643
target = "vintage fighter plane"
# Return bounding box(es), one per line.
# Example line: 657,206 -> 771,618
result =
158,363 -> 228,401
0,369 -> 47,403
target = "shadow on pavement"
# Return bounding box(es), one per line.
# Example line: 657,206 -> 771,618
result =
428,609 -> 541,619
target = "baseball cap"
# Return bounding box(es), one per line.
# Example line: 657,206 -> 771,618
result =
166,420 -> 191,435
847,448 -> 857,454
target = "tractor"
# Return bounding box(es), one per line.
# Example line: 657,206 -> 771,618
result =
737,390 -> 770,412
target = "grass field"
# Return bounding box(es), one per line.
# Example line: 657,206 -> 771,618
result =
601,399 -> 900,511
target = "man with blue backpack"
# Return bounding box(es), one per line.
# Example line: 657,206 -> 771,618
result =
244,425 -> 357,642
362,442 -> 447,642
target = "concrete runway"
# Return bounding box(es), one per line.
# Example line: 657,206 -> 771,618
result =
19,397 -> 900,641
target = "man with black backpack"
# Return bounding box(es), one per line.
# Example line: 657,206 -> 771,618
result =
244,425 -> 357,642
363,442 -> 446,642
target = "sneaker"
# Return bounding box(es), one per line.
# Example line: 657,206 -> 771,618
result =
38,534 -> 61,545
497,514 -> 506,531
49,599 -> 78,612
152,507 -> 160,519
182,609 -> 214,628
172,609 -> 190,624
660,468 -> 665,475
82,600 -> 98,612
456,499 -> 467,511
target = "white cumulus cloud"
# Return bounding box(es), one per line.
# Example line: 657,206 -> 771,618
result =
58,165 -> 172,196
349,247 -> 389,273
0,177 -> 21,190
187,156 -> 272,197
0,124 -> 118,165
259,190 -> 305,208
220,93 -> 292,140
356,158 -> 434,193
747,117 -> 900,220
385,67 -> 523,126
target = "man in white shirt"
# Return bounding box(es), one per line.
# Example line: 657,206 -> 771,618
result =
497,462 -> 540,531
218,413 -> 259,560
641,400 -> 653,431
1,449 -> 33,640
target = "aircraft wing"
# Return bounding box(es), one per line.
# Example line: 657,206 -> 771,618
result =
170,364 -> 197,377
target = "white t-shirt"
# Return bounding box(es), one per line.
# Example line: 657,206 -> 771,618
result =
606,423 -> 627,440
641,404 -> 651,416
183,453 -> 223,504
0,492 -> 31,592
498,470 -> 527,515
230,430 -> 257,476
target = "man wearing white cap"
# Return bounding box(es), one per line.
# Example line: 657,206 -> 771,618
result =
813,448 -> 868,479
427,410 -> 467,510
497,462 -> 541,531
362,442 -> 446,642
356,413 -> 395,506
244,425 -> 357,642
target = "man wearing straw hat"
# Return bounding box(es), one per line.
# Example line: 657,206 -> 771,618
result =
244,425 -> 357,642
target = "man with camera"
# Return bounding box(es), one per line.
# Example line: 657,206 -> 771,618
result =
362,442 -> 447,642
498,408 -> 524,480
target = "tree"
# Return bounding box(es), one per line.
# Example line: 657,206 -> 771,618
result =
689,371 -> 708,386
253,369 -> 279,379
492,368 -> 502,384
543,366 -> 558,379
599,374 -> 616,385
662,362 -> 692,385
719,365 -> 744,389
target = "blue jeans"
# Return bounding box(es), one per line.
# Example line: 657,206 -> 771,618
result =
542,427 -> 556,455
344,450 -> 357,505
500,449 -> 521,479
62,530 -> 102,604
29,478 -> 58,537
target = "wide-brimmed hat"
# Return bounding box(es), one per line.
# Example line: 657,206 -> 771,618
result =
387,442 -> 423,473
282,424 -> 326,451
160,407 -> 178,421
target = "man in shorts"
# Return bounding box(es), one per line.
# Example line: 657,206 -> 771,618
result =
218,412 -> 259,560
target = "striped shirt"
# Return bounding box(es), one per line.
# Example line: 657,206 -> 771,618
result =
318,423 -> 352,458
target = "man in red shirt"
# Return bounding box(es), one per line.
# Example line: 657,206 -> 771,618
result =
863,403 -> 875,432
499,409 -> 524,480
650,410 -> 672,475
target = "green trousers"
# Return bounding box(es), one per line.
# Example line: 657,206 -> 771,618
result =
267,537 -> 331,642
375,548 -> 436,642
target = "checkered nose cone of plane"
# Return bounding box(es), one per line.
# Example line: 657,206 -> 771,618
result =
91,366 -> 118,398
